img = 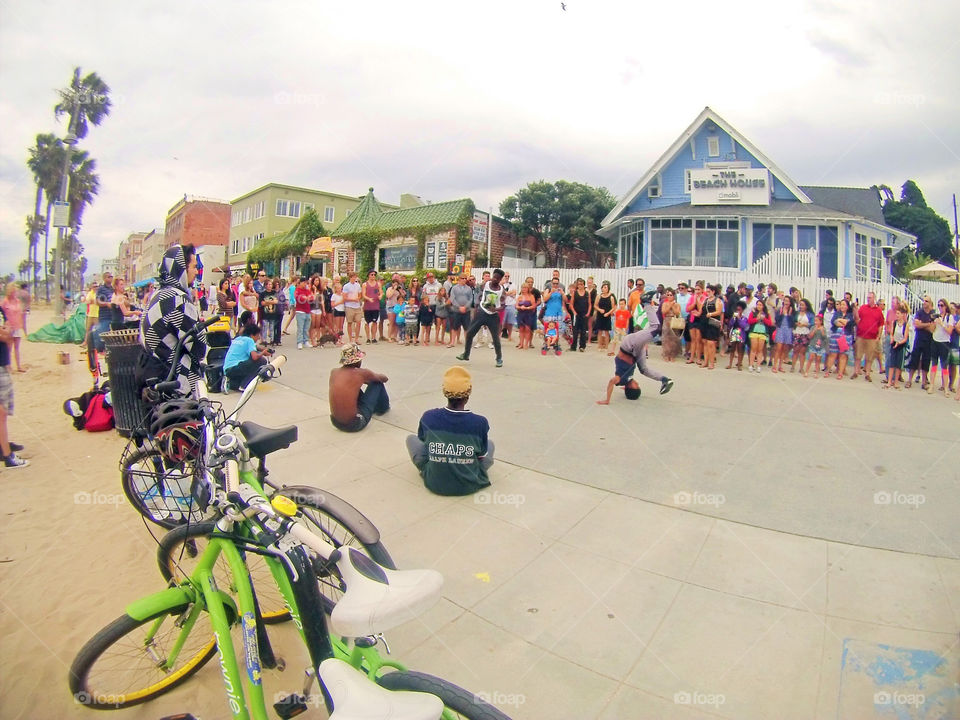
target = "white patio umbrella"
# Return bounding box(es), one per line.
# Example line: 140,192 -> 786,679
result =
909,261 -> 959,281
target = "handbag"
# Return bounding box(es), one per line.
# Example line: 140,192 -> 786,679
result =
837,333 -> 849,353
670,316 -> 686,331
707,316 -> 722,329
729,326 -> 743,344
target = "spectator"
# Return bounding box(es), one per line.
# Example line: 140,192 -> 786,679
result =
328,343 -> 389,432
746,301 -> 773,373
726,301 -> 748,370
294,277 -> 313,350
109,277 -> 141,331
804,314 -> 829,377
448,274 -> 474,348
362,270 -> 382,344
851,292 -> 884,382
885,302 -> 910,390
342,271 -> 363,345
515,277 -> 539,350
930,299 -> 954,396
434,286 -> 450,345
567,277 -> 592,352
771,296 -> 794,374
701,284 -> 724,369
406,366 -> 493,496
594,281 -> 617,354
1,283 -> 27,372
419,271 -> 441,345
94,270 -> 114,351
0,306 -> 27,467
224,323 -> 273,391
905,296 -> 935,389
828,298 -> 855,380
791,299 -> 814,373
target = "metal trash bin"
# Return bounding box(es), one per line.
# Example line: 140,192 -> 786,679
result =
101,329 -> 148,437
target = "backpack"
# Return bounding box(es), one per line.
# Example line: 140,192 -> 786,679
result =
63,382 -> 115,432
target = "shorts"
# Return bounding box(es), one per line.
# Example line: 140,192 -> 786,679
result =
613,355 -> 636,385
0,366 -> 13,413
950,348 -> 960,367
792,333 -> 810,350
449,311 -> 469,331
10,329 -> 22,338
504,306 -> 517,325
334,309 -> 346,318
364,309 -> 380,324
330,413 -> 368,433
345,307 -> 363,324
311,308 -> 323,315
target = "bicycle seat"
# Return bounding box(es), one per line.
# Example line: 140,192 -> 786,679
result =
330,547 -> 443,638
320,658 -> 441,720
239,421 -> 298,459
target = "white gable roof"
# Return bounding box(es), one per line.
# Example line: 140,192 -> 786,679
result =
602,107 -> 813,226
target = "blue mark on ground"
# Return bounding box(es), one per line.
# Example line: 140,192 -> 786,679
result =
838,639 -> 958,719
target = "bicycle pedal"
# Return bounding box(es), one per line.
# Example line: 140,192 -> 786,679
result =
274,693 -> 308,718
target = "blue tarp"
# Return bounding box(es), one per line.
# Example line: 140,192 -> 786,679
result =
131,277 -> 155,288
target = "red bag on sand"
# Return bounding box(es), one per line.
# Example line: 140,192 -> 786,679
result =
83,394 -> 115,432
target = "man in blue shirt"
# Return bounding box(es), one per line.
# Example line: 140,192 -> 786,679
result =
93,271 -> 114,350
223,323 -> 272,391
406,366 -> 493,495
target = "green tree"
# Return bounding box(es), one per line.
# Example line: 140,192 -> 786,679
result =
27,133 -> 65,298
882,180 -> 953,277
499,180 -> 616,265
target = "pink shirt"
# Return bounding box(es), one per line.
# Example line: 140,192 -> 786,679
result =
1,299 -> 24,331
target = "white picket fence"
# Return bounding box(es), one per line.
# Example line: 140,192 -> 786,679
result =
472,265 -> 960,310
751,248 -> 817,280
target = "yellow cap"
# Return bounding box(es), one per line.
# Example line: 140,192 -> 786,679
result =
271,495 -> 298,517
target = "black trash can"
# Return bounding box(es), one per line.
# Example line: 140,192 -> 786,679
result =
101,329 -> 149,437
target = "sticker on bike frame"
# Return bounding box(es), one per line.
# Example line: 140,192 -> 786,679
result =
241,612 -> 262,684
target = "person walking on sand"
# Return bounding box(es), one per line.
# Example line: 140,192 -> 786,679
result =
328,343 -> 390,432
406,366 -> 494,496
457,268 -> 507,368
597,326 -> 674,404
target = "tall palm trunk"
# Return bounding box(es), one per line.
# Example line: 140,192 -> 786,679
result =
31,184 -> 43,298
43,200 -> 52,301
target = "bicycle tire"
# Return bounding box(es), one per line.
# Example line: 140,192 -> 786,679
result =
157,495 -> 395,622
121,446 -> 211,530
377,671 -> 514,720
69,603 -> 223,709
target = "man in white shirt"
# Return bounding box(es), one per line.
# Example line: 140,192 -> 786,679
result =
342,271 -> 363,345
420,271 -> 442,345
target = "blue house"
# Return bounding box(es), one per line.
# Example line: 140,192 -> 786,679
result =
599,107 -> 915,282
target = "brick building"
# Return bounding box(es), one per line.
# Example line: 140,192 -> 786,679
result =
164,195 -> 231,251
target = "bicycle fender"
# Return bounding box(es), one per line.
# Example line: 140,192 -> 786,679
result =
126,587 -> 238,623
279,485 -> 382,545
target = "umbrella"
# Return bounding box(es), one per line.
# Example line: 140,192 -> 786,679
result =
909,261 -> 959,281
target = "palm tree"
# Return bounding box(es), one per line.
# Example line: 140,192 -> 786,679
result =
63,152 -> 99,294
26,133 -> 63,298
54,68 -> 111,140
51,67 -> 110,308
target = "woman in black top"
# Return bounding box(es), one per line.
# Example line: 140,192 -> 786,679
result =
110,277 -> 141,331
567,278 -> 593,352
594,281 -> 616,353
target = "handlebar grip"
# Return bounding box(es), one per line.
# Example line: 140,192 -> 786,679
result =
199,315 -> 222,330
269,354 -> 286,371
153,380 -> 180,393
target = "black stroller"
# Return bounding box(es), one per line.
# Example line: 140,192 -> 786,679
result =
203,315 -> 233,394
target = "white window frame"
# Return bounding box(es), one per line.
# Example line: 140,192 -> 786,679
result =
231,238 -> 240,255
648,174 -> 662,199
288,200 -> 301,219
854,232 -> 868,281
870,236 -> 883,282
324,206 -> 335,223
253,200 -> 265,219
708,136 -> 720,157
276,199 -> 288,217
243,206 -> 251,223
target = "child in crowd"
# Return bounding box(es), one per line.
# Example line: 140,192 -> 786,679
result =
542,320 -> 562,356
405,297 -> 420,346
804,315 -> 829,377
610,299 -> 631,357
885,303 -> 909,389
393,300 -> 406,345
726,301 -> 748,370
746,303 -> 774,373
434,287 -> 450,346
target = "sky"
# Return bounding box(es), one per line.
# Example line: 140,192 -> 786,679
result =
1,0 -> 958,276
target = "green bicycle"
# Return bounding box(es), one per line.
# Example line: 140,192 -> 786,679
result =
69,357 -> 513,720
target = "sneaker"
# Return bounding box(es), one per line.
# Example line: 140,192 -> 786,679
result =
371,339 -> 378,344
9,442 -> 24,452
456,353 -> 469,362
298,343 -> 304,350
542,347 -> 547,355
555,348 -> 562,356
496,358 -> 503,368
488,342 -> 495,349
660,378 -> 674,395
3,453 -> 28,469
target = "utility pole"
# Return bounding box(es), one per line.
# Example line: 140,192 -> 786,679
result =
52,96 -> 79,316
953,193 -> 959,285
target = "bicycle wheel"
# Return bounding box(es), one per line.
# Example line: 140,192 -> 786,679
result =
69,602 -> 222,709
377,671 -> 514,720
158,495 -> 395,622
121,446 -> 211,529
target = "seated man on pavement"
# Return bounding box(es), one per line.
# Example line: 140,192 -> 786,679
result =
223,323 -> 273,391
406,366 -> 493,496
328,342 -> 390,432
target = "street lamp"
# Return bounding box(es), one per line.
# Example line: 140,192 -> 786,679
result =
52,95 -> 79,316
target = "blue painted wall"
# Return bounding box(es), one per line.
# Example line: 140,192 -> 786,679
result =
623,122 -> 803,216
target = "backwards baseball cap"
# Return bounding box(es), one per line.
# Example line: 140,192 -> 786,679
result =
442,366 -> 472,399
339,343 -> 365,365
426,272 -> 435,278
746,284 -> 755,291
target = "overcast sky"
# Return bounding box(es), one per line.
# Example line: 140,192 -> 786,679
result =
1,0 -> 957,275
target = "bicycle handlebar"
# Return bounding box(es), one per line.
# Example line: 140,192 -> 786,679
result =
161,314 -> 223,385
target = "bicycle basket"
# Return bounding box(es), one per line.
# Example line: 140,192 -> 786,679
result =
120,440 -> 212,529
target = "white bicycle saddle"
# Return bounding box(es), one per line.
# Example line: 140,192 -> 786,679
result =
321,658 -> 442,720
329,546 -> 443,637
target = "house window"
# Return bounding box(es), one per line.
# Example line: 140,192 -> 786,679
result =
650,223 -> 694,266
324,206 -> 335,223
243,206 -> 251,223
437,240 -> 448,269
752,223 -> 772,265
304,202 -> 315,213
855,232 -> 868,281
774,225 -> 794,250
686,219 -> 739,267
276,199 -> 288,217
818,226 -> 839,279
797,225 -> 817,251
253,201 -> 265,219
231,239 -> 240,255
870,237 -> 882,282
288,201 -> 301,218
619,221 -> 643,267
708,136 -> 720,157
648,175 -> 661,199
